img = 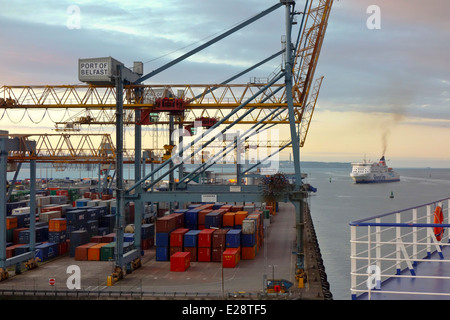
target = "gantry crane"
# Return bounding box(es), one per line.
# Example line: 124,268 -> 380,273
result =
0,0 -> 333,285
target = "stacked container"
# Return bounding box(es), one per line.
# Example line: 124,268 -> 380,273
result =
198,229 -> 215,262
169,228 -> 189,255
184,230 -> 201,261
141,223 -> 155,250
155,214 -> 178,261
212,229 -> 229,262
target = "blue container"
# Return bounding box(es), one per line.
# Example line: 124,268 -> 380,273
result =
226,229 -> 241,248
100,214 -> 115,229
14,213 -> 30,228
174,209 -> 188,214
187,204 -> 201,209
69,230 -> 89,257
35,242 -> 58,261
86,207 -> 101,220
87,220 -> 98,236
205,211 -> 222,229
98,227 -> 109,236
185,209 -> 200,225
212,203 -> 225,210
141,224 -> 155,239
76,199 -> 89,207
66,210 -> 87,226
184,224 -> 198,230
184,230 -> 201,247
155,232 -> 169,247
48,231 -> 67,244
97,206 -> 108,216
241,233 -> 256,247
156,246 -> 169,261
15,244 -> 31,255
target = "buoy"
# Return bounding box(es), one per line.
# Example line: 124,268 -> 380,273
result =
390,191 -> 394,198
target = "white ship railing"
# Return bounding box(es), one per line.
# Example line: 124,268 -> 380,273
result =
349,197 -> 450,300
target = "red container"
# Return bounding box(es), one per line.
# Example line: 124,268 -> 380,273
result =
198,247 -> 211,262
13,228 -> 28,244
172,213 -> 185,228
198,229 -> 215,248
184,247 -> 197,262
170,228 -> 189,247
58,242 -> 68,256
212,229 -> 229,248
156,215 -> 177,233
231,206 -> 243,212
170,252 -> 191,272
170,246 -> 183,256
222,248 -> 240,268
6,244 -> 25,258
41,205 -> 62,214
75,243 -> 97,261
212,247 -> 224,262
198,209 -> 212,225
141,238 -> 151,250
90,236 -> 103,243
56,190 -> 69,196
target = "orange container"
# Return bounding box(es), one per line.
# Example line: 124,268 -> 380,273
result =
88,243 -> 108,261
49,218 -> 67,232
241,246 -> 257,260
75,243 -> 97,261
6,216 -> 18,230
234,211 -> 248,225
198,210 -> 213,225
222,212 -> 235,227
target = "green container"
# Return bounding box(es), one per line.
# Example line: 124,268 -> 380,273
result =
263,210 -> 270,219
100,242 -> 115,261
6,229 -> 14,242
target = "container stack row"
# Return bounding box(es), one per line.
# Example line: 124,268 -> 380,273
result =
155,202 -> 272,270
4,187 -> 157,264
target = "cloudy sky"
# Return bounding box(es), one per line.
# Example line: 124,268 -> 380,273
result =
1,0 -> 450,167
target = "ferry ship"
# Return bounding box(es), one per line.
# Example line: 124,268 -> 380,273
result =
350,156 -> 400,184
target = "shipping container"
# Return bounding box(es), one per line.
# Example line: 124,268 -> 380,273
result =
241,245 -> 257,260
48,230 -> 67,244
222,248 -> 240,268
170,252 -> 191,272
222,212 -> 235,227
156,232 -> 169,247
234,211 -> 248,225
69,230 -> 89,257
212,229 -> 229,248
184,230 -> 201,247
141,223 -> 155,239
88,243 -> 108,261
212,247 -> 224,262
231,206 -> 243,212
226,229 -> 241,248
39,210 -> 61,223
198,247 -> 211,262
49,218 -> 67,232
75,243 -> 97,261
6,216 -> 17,230
66,210 -> 87,226
241,219 -> 256,235
170,246 -> 183,256
241,233 -> 256,247
101,233 -> 116,243
155,215 -> 177,233
205,211 -> 222,229
198,209 -> 212,225
5,244 -> 25,258
185,209 -> 200,226
35,242 -> 59,262
170,228 -> 189,247
100,242 -> 115,261
198,229 -> 215,248
184,246 -> 197,262
155,246 -> 170,261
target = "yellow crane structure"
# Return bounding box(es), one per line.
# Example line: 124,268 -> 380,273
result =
0,0 -> 332,149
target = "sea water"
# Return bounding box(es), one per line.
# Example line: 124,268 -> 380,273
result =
8,163 -> 450,299
304,166 -> 450,300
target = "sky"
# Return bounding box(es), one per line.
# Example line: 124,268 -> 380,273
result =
1,0 -> 450,168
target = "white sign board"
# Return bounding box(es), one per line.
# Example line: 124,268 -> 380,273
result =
79,61 -> 109,77
201,194 -> 217,203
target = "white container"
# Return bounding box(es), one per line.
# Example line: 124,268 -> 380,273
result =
39,210 -> 61,222
242,219 -> 256,235
12,207 -> 30,215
